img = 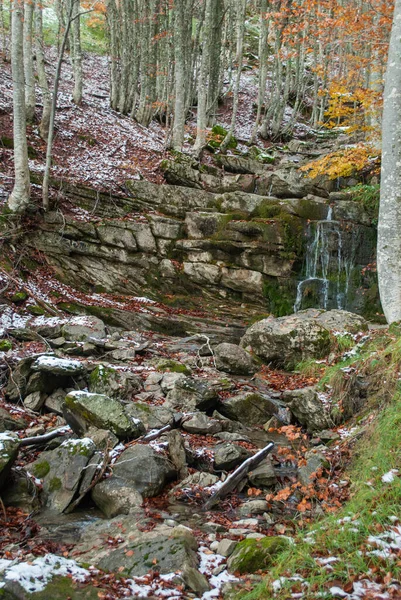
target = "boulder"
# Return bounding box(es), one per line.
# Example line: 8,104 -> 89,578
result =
44,388 -> 66,415
28,438 -> 96,512
219,392 -> 278,426
182,413 -> 222,435
0,408 -> 26,432
109,444 -> 176,497
0,432 -> 20,489
125,402 -> 175,430
214,443 -> 252,471
214,343 -> 257,376
91,477 -> 143,518
247,459 -> 277,488
165,377 -> 220,411
298,447 -> 328,486
241,310 -> 333,367
237,500 -> 269,516
283,387 -> 330,433
227,536 -> 290,574
31,355 -> 86,376
62,316 -> 106,341
88,364 -> 142,399
23,391 -> 47,412
169,471 -> 220,499
64,391 -> 145,439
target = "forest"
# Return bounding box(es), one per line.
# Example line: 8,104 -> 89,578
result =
1,0 -> 401,599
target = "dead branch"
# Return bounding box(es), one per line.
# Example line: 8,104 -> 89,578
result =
19,426 -> 71,447
203,441 -> 275,511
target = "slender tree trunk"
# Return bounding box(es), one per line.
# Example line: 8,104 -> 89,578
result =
220,0 -> 246,152
35,0 -> 51,140
193,0 -> 212,156
70,0 -> 82,104
0,0 -> 8,61
171,1 -> 187,150
24,0 -> 36,122
251,0 -> 269,143
377,0 -> 401,323
7,0 -> 30,214
42,0 -> 74,211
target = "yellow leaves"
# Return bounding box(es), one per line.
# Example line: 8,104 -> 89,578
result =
300,144 -> 380,180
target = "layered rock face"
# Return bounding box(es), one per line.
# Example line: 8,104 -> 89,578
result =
25,151 -> 378,317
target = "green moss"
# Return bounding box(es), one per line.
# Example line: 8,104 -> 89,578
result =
0,340 -> 12,351
345,183 -> 380,225
32,460 -> 50,478
27,304 -> 46,316
156,359 -> 191,375
11,291 -> 28,303
251,200 -> 282,219
26,575 -> 103,599
48,477 -> 62,492
229,537 -> 290,574
208,125 -> 238,149
262,278 -> 295,317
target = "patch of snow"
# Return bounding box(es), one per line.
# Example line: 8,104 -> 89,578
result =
381,469 -> 399,483
33,355 -> 83,370
3,554 -> 89,594
60,438 -> 95,451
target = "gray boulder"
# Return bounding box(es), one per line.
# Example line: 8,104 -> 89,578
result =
0,432 -> 20,489
182,412 -> 222,435
31,355 -> 86,376
241,309 -> 368,369
62,316 -> 106,341
0,408 -> 25,432
227,536 -> 290,574
214,443 -> 251,471
165,377 -> 219,411
283,387 -> 330,433
88,364 -> 142,399
214,343 -> 257,376
298,447 -> 328,486
110,444 -> 176,497
64,391 -> 145,439
248,459 -> 277,488
125,401 -> 175,430
28,437 -> 96,512
91,477 -> 143,518
219,392 -> 278,426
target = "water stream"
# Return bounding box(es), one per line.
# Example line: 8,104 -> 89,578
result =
294,206 -> 356,312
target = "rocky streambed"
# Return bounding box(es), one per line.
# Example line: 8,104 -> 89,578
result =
0,303 -> 370,599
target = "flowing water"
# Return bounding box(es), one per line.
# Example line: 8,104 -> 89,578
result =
294,206 -> 357,312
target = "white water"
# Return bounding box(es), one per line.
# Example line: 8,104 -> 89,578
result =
294,206 -> 356,312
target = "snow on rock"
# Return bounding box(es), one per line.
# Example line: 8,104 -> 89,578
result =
1,554 -> 89,594
32,355 -> 86,375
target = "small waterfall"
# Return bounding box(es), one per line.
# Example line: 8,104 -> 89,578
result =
294,206 -> 356,313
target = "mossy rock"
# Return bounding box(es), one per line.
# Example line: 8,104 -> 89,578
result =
11,291 -> 28,304
27,305 -> 46,316
156,359 -> 191,375
32,460 -> 50,479
0,574 -> 104,599
0,340 -> 12,352
227,536 -> 290,574
208,125 -> 238,150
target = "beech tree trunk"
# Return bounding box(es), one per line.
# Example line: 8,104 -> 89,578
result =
70,0 -> 83,104
377,0 -> 401,323
193,0 -> 213,155
7,0 -> 30,214
24,0 -> 36,122
35,0 -> 51,140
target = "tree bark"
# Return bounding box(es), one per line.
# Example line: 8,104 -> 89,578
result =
23,0 -> 36,123
70,0 -> 83,104
377,0 -> 401,323
35,0 -> 51,140
7,0 -> 30,214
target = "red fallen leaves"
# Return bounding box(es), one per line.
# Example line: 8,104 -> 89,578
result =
0,507 -> 72,560
258,365 -> 320,390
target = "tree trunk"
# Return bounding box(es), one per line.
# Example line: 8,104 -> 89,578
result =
377,0 -> 401,323
7,0 -> 30,214
171,1 -> 187,150
24,0 -> 36,122
70,0 -> 82,104
35,0 -> 51,140
193,0 -> 213,156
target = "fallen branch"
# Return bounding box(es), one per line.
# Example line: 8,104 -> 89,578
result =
203,441 -> 275,511
19,426 -> 71,447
